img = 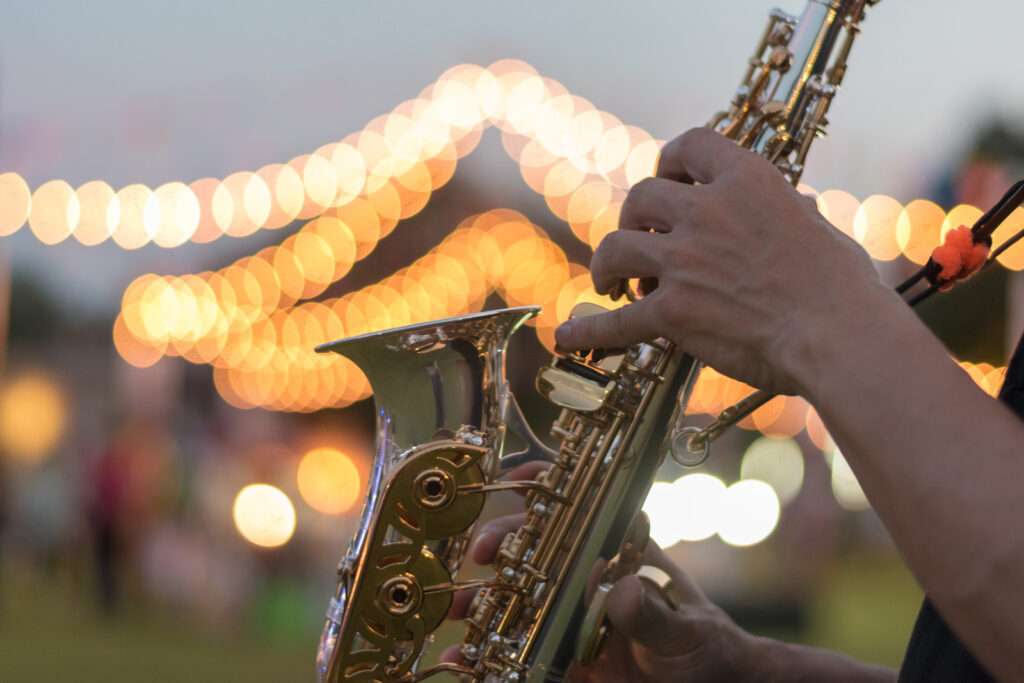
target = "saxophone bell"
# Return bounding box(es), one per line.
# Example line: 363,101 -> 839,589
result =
313,307 -> 540,683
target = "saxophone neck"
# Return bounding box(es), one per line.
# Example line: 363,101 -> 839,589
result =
712,0 -> 877,184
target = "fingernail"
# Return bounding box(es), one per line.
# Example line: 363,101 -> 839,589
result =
473,531 -> 495,551
555,321 -> 574,344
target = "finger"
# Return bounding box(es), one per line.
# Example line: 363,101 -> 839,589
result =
447,587 -> 476,620
590,230 -> 664,294
605,574 -> 687,652
472,512 -> 528,564
619,177 -> 694,233
504,460 -> 551,487
802,193 -> 823,216
656,127 -> 748,184
641,542 -> 709,606
584,557 -> 609,604
440,644 -> 462,664
554,297 -> 662,351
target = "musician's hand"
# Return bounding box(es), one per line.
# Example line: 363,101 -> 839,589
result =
554,127 -> 896,396
440,462 -> 759,682
570,541 -> 761,683
444,508 -> 761,682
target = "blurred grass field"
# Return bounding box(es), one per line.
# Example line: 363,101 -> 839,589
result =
0,548 -> 920,681
0,560 -> 314,683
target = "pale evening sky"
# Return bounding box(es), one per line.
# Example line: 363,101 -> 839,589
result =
2,0 -> 1022,312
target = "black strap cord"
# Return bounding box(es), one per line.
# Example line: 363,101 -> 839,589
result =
895,179 -> 1024,307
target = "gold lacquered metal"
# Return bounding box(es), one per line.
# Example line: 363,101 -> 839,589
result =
314,307 -> 542,683
535,365 -> 615,412
667,0 -> 878,467
619,512 -> 651,566
539,303 -> 627,412
676,389 -> 775,462
575,583 -> 612,667
326,440 -> 486,681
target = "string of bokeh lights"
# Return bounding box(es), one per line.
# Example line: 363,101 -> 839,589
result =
2,61 -> 1018,443
112,209 -> 577,413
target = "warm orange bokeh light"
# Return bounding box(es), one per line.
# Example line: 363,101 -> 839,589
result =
59,59 -> 1016,425
854,194 -> 903,261
152,182 -> 200,248
296,447 -> 361,514
992,207 -> 1024,271
941,204 -> 984,243
29,180 -> 78,245
73,180 -> 118,246
221,172 -> 269,237
623,135 -> 660,188
899,199 -> 946,265
0,172 -> 31,237
113,183 -> 159,250
0,370 -> 68,464
817,189 -> 859,239
189,178 -> 230,244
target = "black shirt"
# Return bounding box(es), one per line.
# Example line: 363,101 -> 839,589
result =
897,336 -> 1024,681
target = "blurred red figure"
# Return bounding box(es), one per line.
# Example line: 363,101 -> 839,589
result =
88,436 -> 130,613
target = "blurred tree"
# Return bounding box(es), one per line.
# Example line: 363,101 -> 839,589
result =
8,272 -> 60,343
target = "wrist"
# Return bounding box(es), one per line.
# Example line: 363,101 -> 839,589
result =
744,634 -> 792,683
747,635 -> 897,683
777,279 -> 917,404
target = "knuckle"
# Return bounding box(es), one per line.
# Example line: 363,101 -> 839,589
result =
659,298 -> 687,332
592,238 -> 626,279
733,153 -> 776,184
680,126 -> 714,146
685,192 -> 712,223
632,175 -> 660,196
657,133 -> 685,162
595,229 -> 623,254
610,310 -> 630,345
622,177 -> 656,214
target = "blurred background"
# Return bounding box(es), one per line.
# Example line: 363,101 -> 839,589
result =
2,1 -> 1024,680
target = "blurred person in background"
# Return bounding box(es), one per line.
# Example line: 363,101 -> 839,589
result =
88,433 -> 130,614
86,418 -> 179,614
454,129 -> 1024,681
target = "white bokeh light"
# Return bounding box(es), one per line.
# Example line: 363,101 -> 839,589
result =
643,474 -> 726,548
829,450 -> 871,511
717,480 -> 781,547
233,483 -> 297,548
740,436 -> 804,504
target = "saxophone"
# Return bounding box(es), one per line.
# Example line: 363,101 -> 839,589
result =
314,1 -> 877,680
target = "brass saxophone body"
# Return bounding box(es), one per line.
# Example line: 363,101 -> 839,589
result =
314,2 -> 876,681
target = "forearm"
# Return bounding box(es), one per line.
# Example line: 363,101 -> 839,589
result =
753,636 -> 895,683
788,282 -> 1024,681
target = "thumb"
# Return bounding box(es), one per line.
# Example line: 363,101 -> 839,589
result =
605,574 -> 694,654
554,299 -> 660,351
